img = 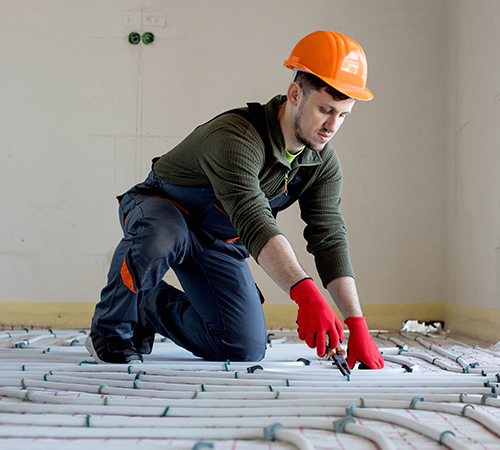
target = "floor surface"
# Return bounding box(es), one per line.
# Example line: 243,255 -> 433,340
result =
0,326 -> 499,449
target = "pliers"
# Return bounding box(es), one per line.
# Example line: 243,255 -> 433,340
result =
325,344 -> 351,377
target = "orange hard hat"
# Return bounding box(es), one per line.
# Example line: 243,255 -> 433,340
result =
284,30 -> 373,101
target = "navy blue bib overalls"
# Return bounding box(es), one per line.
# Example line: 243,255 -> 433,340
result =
91,106 -> 304,362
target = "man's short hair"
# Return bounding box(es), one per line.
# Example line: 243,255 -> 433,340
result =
294,70 -> 351,101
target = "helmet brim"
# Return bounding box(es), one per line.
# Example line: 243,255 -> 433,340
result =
284,61 -> 374,101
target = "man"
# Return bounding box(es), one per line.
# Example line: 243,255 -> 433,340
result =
86,30 -> 384,370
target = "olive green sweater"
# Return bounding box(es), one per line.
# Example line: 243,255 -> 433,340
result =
153,95 -> 354,286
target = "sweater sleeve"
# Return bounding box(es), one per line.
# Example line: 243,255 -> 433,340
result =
298,149 -> 355,287
196,119 -> 283,259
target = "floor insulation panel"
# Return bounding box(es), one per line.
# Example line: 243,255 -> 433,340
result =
0,325 -> 499,450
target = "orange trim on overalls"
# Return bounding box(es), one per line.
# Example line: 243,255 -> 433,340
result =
120,258 -> 136,293
149,195 -> 190,215
119,194 -> 191,227
214,202 -> 240,243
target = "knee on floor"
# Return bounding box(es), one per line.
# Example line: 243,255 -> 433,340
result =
217,334 -> 267,362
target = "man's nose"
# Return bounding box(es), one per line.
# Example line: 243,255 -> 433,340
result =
324,115 -> 339,134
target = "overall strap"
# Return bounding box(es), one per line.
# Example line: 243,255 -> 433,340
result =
208,102 -> 272,155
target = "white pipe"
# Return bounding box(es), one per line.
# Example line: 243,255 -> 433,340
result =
1,328 -> 500,450
3,386 -> 498,410
274,429 -> 315,450
344,422 -> 397,450
22,372 -> 492,389
16,377 -> 493,398
0,408 -> 474,450
0,424 -> 297,441
0,401 -> 348,417
4,386 -> 499,438
353,409 -> 470,450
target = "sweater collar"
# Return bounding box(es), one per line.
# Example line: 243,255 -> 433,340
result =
265,95 -> 326,168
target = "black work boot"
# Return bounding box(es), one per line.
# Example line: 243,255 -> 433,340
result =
132,322 -> 156,355
85,332 -> 143,364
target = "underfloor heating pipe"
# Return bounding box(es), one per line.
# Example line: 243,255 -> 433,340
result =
1,386 -> 499,408
2,371 -> 495,389
1,398 -> 499,437
436,336 -> 500,359
7,377 -> 494,398
2,339 -> 497,376
0,417 -> 397,450
0,418 -> 394,450
352,408 -> 469,450
0,408 -> 470,450
1,328 -> 500,450
2,370 -> 494,388
2,389 -> 499,437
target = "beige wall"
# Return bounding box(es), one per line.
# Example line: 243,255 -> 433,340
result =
0,1 -> 498,341
444,1 -> 500,339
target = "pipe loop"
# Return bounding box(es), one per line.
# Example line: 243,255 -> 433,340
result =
333,416 -> 355,433
24,390 -> 33,402
410,397 -> 425,409
264,423 -> 283,441
345,402 -> 356,416
97,384 -> 107,394
438,430 -> 455,445
247,365 -> 263,374
296,358 -> 311,366
192,442 -> 214,450
461,404 -> 474,416
481,393 -> 497,405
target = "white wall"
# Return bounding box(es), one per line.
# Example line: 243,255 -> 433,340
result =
446,0 -> 500,310
2,1 -> 493,321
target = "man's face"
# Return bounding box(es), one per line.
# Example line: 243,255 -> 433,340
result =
293,87 -> 355,152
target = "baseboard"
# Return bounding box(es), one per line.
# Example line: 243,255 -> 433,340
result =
0,301 -> 94,329
1,300 -> 498,344
443,303 -> 500,344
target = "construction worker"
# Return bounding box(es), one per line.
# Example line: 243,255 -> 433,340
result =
86,30 -> 385,370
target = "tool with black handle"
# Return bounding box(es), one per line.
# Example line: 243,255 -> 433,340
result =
325,344 -> 351,377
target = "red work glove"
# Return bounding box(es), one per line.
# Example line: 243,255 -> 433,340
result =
290,278 -> 344,357
344,316 -> 384,369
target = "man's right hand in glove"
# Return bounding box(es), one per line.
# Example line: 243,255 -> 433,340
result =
290,277 -> 344,357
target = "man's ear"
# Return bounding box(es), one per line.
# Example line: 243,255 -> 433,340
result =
287,82 -> 302,107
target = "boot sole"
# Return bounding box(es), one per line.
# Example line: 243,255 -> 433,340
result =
85,335 -> 143,365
